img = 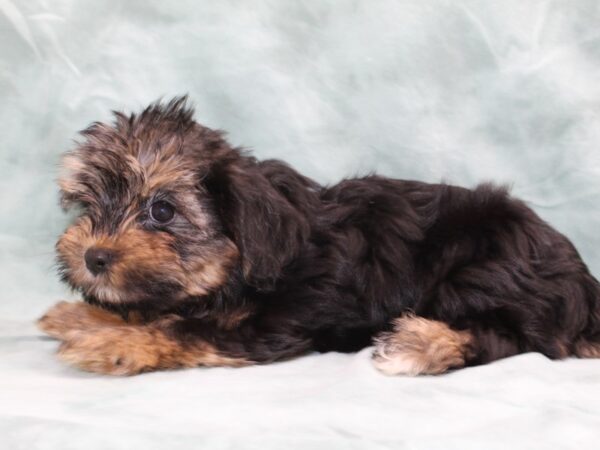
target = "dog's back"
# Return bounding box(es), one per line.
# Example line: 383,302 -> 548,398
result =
269,172 -> 600,368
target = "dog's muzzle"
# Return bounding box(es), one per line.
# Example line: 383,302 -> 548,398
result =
84,247 -> 116,275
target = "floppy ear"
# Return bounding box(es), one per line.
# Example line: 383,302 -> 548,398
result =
203,153 -> 311,289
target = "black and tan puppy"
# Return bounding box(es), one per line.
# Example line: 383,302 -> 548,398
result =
38,97 -> 600,375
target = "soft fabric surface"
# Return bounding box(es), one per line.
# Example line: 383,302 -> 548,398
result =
1,0 -> 599,448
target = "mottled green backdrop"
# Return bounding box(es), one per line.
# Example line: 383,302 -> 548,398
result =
3,0 -> 600,320
1,1 -> 600,448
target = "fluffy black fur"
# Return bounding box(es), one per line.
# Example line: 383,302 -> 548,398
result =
53,97 -> 600,372
198,169 -> 600,365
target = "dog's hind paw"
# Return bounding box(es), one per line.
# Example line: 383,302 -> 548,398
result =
372,315 -> 473,376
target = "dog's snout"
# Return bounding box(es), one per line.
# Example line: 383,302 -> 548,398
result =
85,247 -> 115,275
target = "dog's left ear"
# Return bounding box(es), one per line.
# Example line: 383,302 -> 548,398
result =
202,152 -> 311,289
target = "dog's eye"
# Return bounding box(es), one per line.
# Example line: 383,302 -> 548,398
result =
150,201 -> 175,223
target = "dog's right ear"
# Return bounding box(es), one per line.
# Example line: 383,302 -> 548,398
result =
202,151 -> 311,290
57,150 -> 87,210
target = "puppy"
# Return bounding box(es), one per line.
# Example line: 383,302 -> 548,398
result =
38,97 -> 600,376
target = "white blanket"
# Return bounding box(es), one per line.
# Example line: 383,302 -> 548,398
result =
2,320 -> 599,449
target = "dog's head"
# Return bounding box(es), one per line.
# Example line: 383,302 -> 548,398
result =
56,97 -> 311,308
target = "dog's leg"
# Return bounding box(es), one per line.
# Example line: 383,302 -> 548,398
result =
372,313 -> 567,376
37,301 -> 128,340
57,324 -> 248,375
56,317 -> 310,375
372,315 -> 476,376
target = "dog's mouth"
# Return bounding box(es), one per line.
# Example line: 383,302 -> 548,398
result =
57,255 -> 187,306
84,281 -> 186,308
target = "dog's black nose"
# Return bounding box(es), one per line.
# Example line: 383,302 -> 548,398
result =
84,247 -> 115,275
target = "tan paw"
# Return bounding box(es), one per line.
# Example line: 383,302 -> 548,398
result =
372,315 -> 473,376
57,325 -> 250,375
37,301 -> 125,340
58,327 -> 172,375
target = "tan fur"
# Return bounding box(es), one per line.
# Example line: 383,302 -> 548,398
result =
215,308 -> 253,330
143,158 -> 197,196
57,324 -> 249,375
37,301 -> 127,340
184,240 -> 240,296
60,134 -> 197,201
372,315 -> 474,376
574,339 -> 600,358
56,217 -> 239,303
104,228 -> 186,294
57,219 -> 183,303
58,153 -> 89,196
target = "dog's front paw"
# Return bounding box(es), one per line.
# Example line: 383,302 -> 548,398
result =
37,301 -> 124,340
58,327 -> 175,375
37,301 -> 86,340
